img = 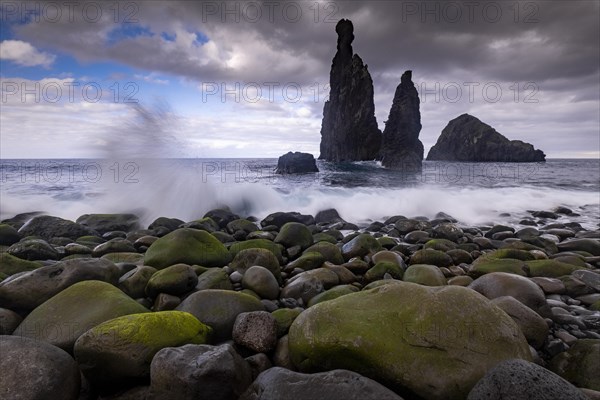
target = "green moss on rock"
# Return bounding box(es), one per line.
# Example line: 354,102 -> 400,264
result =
144,228 -> 231,269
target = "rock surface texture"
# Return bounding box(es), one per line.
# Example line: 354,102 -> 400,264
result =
275,152 -> 319,174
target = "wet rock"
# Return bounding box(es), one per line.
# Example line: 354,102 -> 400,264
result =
18,215 -> 96,240
427,113 -> 545,162
380,70 -> 423,170
0,335 -> 80,400
233,311 -> 278,353
275,152 -> 319,174
240,367 -> 403,400
319,19 -> 381,161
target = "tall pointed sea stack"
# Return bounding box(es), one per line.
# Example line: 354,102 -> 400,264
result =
319,19 -> 381,161
380,71 -> 424,169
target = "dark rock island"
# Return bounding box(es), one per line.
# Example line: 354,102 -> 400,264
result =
427,114 -> 546,162
319,19 -> 381,162
380,71 -> 424,169
275,152 -> 319,174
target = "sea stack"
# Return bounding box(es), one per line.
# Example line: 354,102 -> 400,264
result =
380,70 -> 424,169
275,152 -> 319,174
427,114 -> 546,162
319,19 -> 381,161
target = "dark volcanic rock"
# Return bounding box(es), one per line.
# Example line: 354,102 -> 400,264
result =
427,114 -> 546,162
319,19 -> 381,161
275,152 -> 319,174
76,214 -> 140,235
18,215 -> 97,240
380,71 -> 424,170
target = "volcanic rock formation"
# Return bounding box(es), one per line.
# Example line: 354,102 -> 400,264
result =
319,19 -> 381,161
380,71 -> 424,169
427,114 -> 546,162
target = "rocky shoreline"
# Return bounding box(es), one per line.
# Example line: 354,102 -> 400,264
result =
0,208 -> 599,399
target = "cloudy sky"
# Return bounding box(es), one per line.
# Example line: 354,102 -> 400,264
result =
1,0 -> 598,159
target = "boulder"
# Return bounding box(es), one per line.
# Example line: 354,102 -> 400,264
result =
403,264 -> 447,286
151,343 -> 252,400
76,214 -> 140,235
0,335 -> 80,400
242,266 -> 280,300
240,367 -> 403,400
17,215 -> 97,240
0,258 -> 120,312
176,289 -> 264,342
275,152 -> 319,174
145,263 -> 198,297
319,19 -> 381,161
467,359 -> 588,400
288,281 -> 531,399
0,253 -> 41,276
426,113 -> 546,162
0,223 -> 21,245
229,239 -> 283,265
229,248 -> 281,283
144,228 -> 231,269
549,339 -> 600,391
74,311 -> 211,386
341,234 -> 382,260
0,307 -> 22,334
380,70 -> 424,170
7,239 -> 59,261
490,296 -> 549,349
194,268 -> 233,291
469,272 -> 551,317
274,222 -> 313,250
14,280 -> 148,352
233,311 -> 278,353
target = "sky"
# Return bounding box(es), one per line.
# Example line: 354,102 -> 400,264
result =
0,0 -> 598,159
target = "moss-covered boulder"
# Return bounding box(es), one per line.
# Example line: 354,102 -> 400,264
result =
341,234 -> 382,261
229,248 -> 281,283
525,259 -> 581,278
18,215 -> 96,240
409,249 -> 453,268
307,285 -> 359,307
229,239 -> 283,265
483,248 -> 535,261
0,258 -> 120,312
423,239 -> 457,252
118,266 -> 157,298
176,289 -> 264,342
469,258 -> 528,278
145,264 -> 198,298
557,239 -> 600,256
144,228 -> 231,269
403,264 -> 447,286
312,233 -> 337,244
0,252 -> 41,276
242,265 -> 280,300
365,262 -> 404,282
226,219 -> 259,235
194,268 -> 233,291
76,213 -> 140,234
280,268 -> 339,303
304,242 -> 344,265
74,311 -> 211,387
490,296 -> 549,349
0,223 -> 21,245
591,299 -> 600,311
14,280 -> 149,352
371,250 -> 406,268
274,222 -> 313,250
272,307 -> 303,337
7,238 -> 59,261
549,339 -> 600,391
285,251 -> 326,272
288,282 -> 531,400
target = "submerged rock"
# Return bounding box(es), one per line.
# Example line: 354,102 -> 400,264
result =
319,19 -> 381,161
427,113 -> 546,162
275,152 -> 319,174
380,70 -> 424,170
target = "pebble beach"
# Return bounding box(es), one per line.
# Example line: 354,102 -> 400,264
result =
1,207 -> 599,399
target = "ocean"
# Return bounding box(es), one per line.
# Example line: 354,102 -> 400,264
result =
1,158 -> 598,230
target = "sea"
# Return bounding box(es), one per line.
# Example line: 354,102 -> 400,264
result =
1,158 -> 599,230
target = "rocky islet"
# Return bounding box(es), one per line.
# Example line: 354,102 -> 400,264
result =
0,207 -> 598,399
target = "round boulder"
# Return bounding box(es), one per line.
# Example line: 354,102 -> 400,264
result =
288,281 -> 531,400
